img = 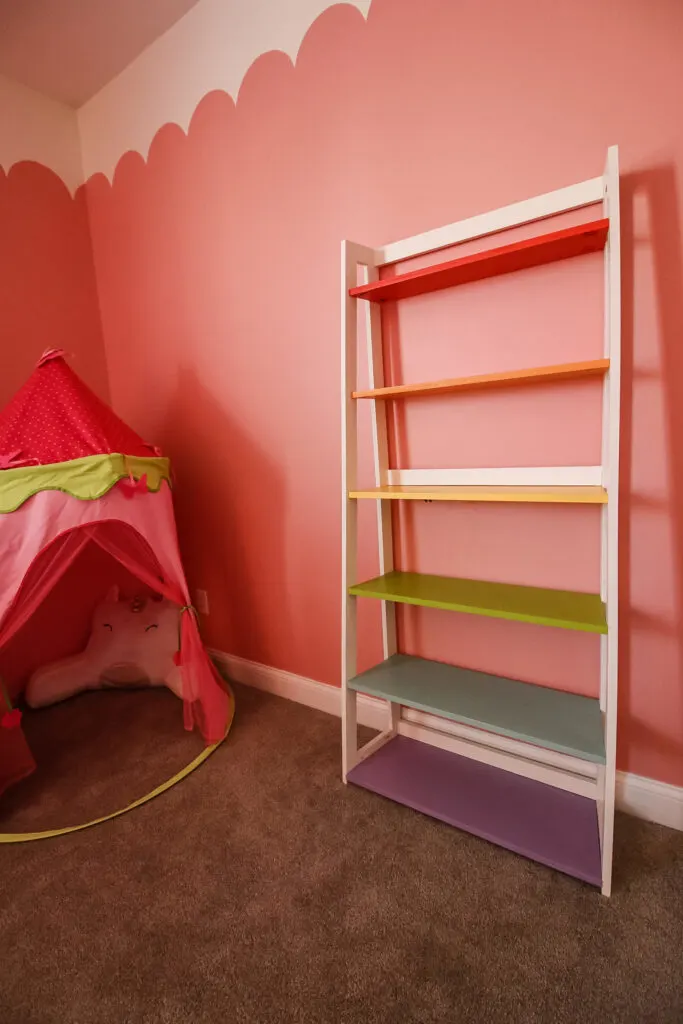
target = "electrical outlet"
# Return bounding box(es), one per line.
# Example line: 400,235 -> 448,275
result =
195,589 -> 209,615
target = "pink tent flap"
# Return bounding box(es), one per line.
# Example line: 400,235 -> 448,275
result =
0,483 -> 229,744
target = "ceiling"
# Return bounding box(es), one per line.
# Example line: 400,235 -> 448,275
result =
0,0 -> 202,107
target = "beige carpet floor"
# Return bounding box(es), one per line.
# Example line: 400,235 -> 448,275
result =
0,683 -> 681,1024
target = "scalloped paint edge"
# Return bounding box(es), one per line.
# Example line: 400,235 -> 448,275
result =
0,160 -> 76,202
78,0 -> 371,188
2,3 -> 371,196
0,71 -> 83,194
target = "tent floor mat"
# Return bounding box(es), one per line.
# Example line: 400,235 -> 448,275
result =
0,688 -> 229,840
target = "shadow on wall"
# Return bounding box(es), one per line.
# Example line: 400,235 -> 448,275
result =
157,367 -> 289,668
619,166 -> 683,778
0,162 -> 108,405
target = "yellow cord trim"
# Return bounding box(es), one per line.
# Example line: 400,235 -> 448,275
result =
0,684 -> 234,844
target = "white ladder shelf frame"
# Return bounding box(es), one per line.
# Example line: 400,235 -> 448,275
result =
341,146 -> 621,896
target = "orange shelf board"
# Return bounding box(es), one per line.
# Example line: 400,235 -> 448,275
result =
352,358 -> 609,401
349,219 -> 609,303
349,485 -> 608,504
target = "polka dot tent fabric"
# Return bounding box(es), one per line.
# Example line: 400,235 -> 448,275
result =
0,350 -> 157,467
0,353 -> 230,801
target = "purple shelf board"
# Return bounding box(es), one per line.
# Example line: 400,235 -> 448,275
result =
347,736 -> 602,887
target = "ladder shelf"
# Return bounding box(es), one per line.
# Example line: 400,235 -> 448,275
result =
341,149 -> 621,894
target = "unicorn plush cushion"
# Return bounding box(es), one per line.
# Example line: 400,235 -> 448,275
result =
26,587 -> 183,708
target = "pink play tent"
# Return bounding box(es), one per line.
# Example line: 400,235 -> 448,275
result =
0,350 -> 231,798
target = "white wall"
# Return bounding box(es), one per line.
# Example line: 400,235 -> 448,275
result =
0,73 -> 82,192
78,0 -> 370,182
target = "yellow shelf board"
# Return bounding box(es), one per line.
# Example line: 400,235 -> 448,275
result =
352,359 -> 610,401
349,485 -> 608,504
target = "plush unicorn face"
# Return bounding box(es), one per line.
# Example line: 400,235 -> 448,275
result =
89,588 -> 180,686
26,586 -> 183,708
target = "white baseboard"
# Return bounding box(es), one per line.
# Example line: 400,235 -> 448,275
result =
616,771 -> 683,831
212,650 -> 683,833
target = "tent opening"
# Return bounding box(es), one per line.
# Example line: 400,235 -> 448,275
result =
1,521 -> 171,703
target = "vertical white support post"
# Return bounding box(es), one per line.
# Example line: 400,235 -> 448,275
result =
341,241 -> 377,781
597,163 -> 611,862
362,266 -> 400,734
600,145 -> 621,897
341,241 -> 359,782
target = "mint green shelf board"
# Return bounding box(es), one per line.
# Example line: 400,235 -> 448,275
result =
348,571 -> 607,634
349,654 -> 605,763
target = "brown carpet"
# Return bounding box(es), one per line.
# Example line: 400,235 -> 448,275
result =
0,683 -> 681,1024
0,689 -> 204,833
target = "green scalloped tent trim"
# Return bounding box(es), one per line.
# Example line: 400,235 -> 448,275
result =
0,454 -> 171,513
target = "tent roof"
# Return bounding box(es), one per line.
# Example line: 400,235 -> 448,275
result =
0,350 -> 156,468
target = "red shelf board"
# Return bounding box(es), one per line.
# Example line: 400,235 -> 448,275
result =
350,219 -> 609,303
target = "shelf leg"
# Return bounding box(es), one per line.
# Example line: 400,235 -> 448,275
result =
342,687 -> 358,783
363,262 -> 401,740
599,144 -> 621,898
341,241 -> 377,782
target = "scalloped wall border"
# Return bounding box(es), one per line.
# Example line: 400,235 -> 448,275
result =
77,0 -> 370,186
0,72 -> 82,192
1,2 -> 370,193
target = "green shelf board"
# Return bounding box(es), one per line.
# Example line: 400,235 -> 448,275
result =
348,571 -> 607,634
349,654 -> 605,763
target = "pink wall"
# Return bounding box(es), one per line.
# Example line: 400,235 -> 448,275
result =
84,0 -> 683,787
0,160 -> 111,688
0,162 -> 108,405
